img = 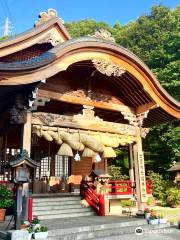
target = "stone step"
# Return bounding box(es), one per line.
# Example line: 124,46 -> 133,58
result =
37,211 -> 96,220
45,223 -> 169,240
33,204 -> 85,211
33,207 -> 93,216
92,225 -> 172,240
33,199 -> 81,207
33,196 -> 81,203
32,196 -> 95,220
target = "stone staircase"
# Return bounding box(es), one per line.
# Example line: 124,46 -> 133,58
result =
39,217 -> 170,240
32,195 -> 96,220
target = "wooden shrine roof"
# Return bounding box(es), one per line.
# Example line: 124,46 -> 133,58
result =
0,9 -> 70,58
0,9 -> 179,128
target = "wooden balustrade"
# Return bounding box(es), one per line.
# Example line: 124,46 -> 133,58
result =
106,180 -> 134,195
80,181 -> 100,213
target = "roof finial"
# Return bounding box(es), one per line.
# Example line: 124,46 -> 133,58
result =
92,28 -> 115,43
34,8 -> 64,27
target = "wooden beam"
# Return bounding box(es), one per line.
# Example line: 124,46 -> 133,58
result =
38,89 -> 135,114
136,101 -> 158,114
32,112 -> 137,136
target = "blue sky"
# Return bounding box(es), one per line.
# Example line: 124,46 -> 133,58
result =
0,0 -> 179,35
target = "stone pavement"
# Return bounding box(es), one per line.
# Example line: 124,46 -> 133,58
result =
41,215 -> 143,230
96,227 -> 180,240
1,215 -> 180,240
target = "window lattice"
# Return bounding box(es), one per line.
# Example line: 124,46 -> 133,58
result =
55,156 -> 69,177
40,157 -> 50,178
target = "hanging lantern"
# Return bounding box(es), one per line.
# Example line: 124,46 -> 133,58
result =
74,152 -> 81,161
57,143 -> 73,157
95,153 -> 101,163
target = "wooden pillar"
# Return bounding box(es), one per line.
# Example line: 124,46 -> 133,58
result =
128,144 -> 135,182
133,128 -> 147,212
20,111 -> 32,221
21,111 -> 32,155
15,183 -> 23,230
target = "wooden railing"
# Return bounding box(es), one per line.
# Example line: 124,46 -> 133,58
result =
106,180 -> 134,195
105,180 -> 152,196
80,180 -> 152,200
80,181 -> 99,213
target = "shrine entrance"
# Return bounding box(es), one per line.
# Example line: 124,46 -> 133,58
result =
31,138 -> 71,194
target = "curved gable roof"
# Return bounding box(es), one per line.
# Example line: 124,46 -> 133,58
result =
0,17 -> 71,58
0,37 -> 179,120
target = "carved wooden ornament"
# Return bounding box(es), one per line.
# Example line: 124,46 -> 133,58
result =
140,128 -> 150,138
73,105 -> 103,122
92,29 -> 115,43
38,32 -> 62,46
34,8 -> 64,26
92,59 -> 126,77
121,111 -> 149,127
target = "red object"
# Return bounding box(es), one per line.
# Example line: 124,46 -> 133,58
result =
28,197 -> 33,222
0,209 -> 6,222
80,181 -> 99,213
146,180 -> 152,194
98,194 -> 105,216
80,180 -> 152,216
105,180 -> 133,195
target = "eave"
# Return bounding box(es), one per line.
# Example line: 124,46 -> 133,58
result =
0,37 -> 179,127
0,17 -> 71,58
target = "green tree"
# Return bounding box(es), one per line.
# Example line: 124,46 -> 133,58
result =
115,6 -> 180,169
65,19 -> 113,38
116,6 -> 180,100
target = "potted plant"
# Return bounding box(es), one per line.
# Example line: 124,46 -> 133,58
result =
31,216 -> 40,231
158,213 -> 167,224
20,220 -> 28,229
149,211 -> 159,225
144,208 -> 151,220
0,185 -> 13,222
27,225 -> 33,240
33,226 -> 48,239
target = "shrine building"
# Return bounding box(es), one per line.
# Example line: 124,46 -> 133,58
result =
0,9 -> 179,220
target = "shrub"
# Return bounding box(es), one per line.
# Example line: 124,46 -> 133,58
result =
27,226 -> 33,234
165,187 -> 180,207
108,165 -> 128,180
120,200 -> 133,207
147,170 -> 167,201
0,185 -> 13,209
146,196 -> 155,206
34,226 -> 48,232
31,216 -> 40,224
